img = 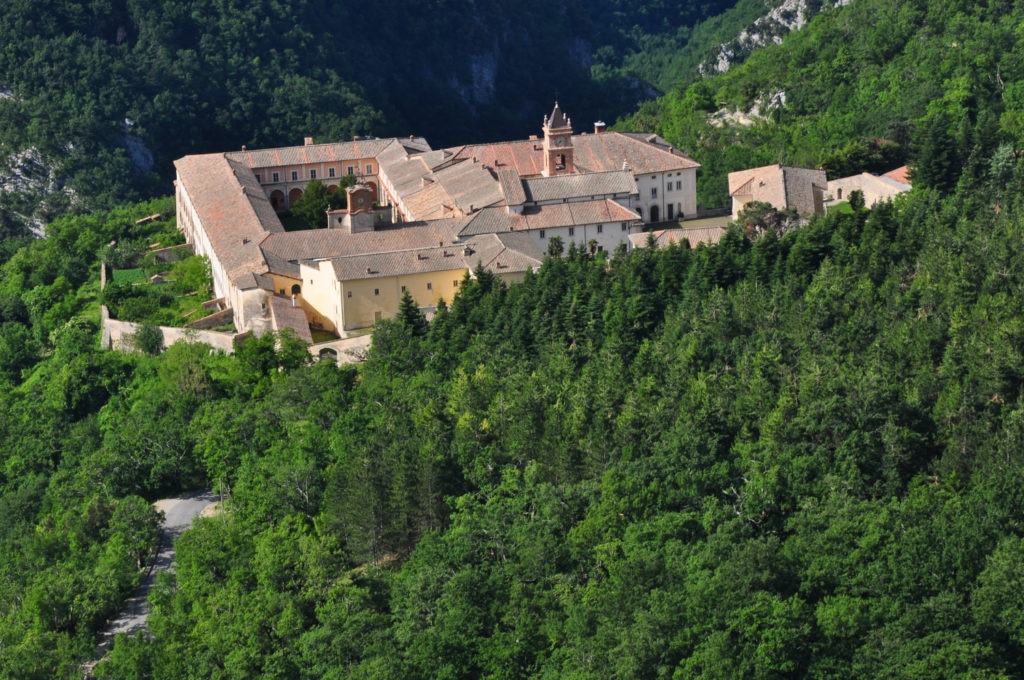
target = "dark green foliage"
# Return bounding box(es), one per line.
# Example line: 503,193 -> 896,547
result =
290,178 -> 331,229
130,323 -> 163,355
0,0 -> 741,224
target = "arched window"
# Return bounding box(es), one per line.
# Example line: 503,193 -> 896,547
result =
291,284 -> 301,295
650,205 -> 660,222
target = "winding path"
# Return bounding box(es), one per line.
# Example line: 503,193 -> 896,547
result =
93,490 -> 218,655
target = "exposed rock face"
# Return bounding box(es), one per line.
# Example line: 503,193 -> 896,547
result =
0,147 -> 75,236
701,0 -> 851,76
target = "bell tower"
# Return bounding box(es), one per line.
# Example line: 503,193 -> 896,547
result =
542,102 -> 574,176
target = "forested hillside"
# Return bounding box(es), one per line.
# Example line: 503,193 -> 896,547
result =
632,0 -> 1024,207
2,174 -> 1023,677
5,0 -> 1024,677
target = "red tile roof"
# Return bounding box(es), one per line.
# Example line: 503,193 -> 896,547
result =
174,153 -> 281,287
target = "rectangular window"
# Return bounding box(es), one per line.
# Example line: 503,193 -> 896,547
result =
366,164 -> 373,174
347,291 -> 352,298
347,165 -> 355,176
328,167 -> 336,178
597,224 -> 603,233
539,230 -> 546,238
374,288 -> 380,296
453,280 -> 459,287
255,174 -> 261,183
291,170 -> 298,181
651,187 -> 657,198
676,181 -> 682,191
401,285 -> 406,292
427,282 -> 432,290
666,183 -> 672,192
272,172 -> 280,182
621,222 -> 628,231
568,227 -> 574,237
310,169 -> 317,179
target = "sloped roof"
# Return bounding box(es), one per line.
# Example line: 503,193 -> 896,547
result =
574,132 -> 701,174
522,170 -> 637,203
629,227 -> 727,250
497,167 -> 526,206
174,153 -> 281,284
546,102 -> 570,129
225,137 -> 426,168
268,295 -> 314,343
882,165 -> 911,187
467,231 -> 545,273
448,131 -> 699,178
331,244 -> 471,281
261,220 -> 466,277
728,164 -> 827,215
458,199 -> 639,237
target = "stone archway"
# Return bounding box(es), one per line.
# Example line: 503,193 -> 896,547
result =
366,181 -> 379,202
270,190 -> 285,211
650,204 -> 660,222
288,187 -> 303,208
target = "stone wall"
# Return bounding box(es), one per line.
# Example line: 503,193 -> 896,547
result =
101,306 -> 239,354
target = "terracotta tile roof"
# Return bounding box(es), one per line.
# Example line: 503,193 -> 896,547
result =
261,220 -> 467,278
268,295 -> 314,343
522,170 -> 637,203
448,131 -> 699,178
174,153 -> 280,284
432,160 -> 504,213
403,181 -> 458,221
458,199 -> 638,237
629,227 -> 727,250
497,167 -> 526,206
882,165 -> 911,186
449,140 -> 547,176
728,164 -> 827,215
225,138 -> 412,168
331,243 -> 470,281
465,231 -> 544,273
574,132 -> 701,174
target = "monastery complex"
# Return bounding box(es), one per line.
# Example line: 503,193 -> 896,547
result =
174,103 -> 703,340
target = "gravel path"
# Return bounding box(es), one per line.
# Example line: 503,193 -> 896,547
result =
94,490 -> 218,650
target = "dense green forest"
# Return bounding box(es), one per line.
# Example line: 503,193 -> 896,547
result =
5,0 -> 1024,677
5,169 -> 1024,677
631,0 -> 1024,207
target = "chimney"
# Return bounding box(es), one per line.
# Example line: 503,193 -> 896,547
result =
241,144 -> 247,151
594,121 -> 606,134
304,137 -> 313,146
